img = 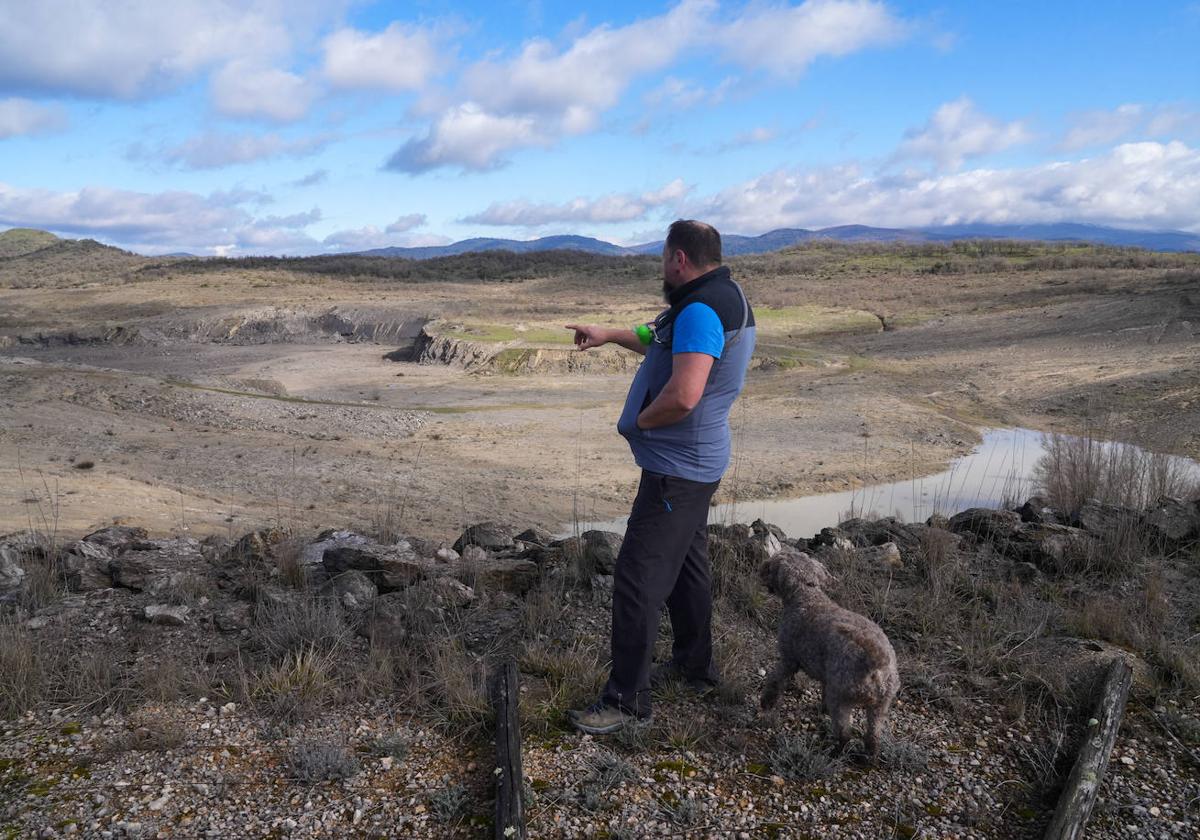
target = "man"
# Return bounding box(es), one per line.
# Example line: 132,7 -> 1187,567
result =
564,219 -> 756,734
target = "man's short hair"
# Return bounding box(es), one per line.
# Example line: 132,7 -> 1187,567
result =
665,220 -> 722,267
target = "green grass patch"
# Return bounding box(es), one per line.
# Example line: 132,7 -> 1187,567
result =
434,321 -> 577,345
754,305 -> 881,336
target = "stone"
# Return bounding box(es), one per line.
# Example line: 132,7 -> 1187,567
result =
1003,522 -> 1094,573
327,569 -> 378,611
300,530 -> 371,568
224,528 -> 285,565
59,540 -> 113,591
109,555 -> 163,591
143,604 -> 190,626
458,555 -> 539,596
708,522 -> 752,541
1141,496 -> 1200,544
1018,495 -> 1061,525
750,519 -> 789,543
434,547 -> 460,564
753,529 -> 783,559
515,526 -> 555,547
581,530 -> 623,574
411,576 -> 476,609
322,541 -> 432,591
860,541 -> 902,569
80,525 -> 148,552
1074,500 -> 1135,536
0,542 -> 27,597
947,508 -> 1022,540
452,522 -> 516,553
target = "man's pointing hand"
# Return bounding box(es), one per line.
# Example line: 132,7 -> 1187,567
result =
565,324 -> 608,351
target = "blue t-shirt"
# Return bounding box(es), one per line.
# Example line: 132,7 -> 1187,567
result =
672,302 -> 724,358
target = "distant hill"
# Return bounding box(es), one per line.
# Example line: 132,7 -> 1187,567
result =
360,234 -> 628,259
0,235 -> 150,288
0,228 -> 59,258
361,222 -> 1200,260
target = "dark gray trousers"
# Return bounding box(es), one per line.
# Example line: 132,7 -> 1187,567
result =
601,470 -> 721,716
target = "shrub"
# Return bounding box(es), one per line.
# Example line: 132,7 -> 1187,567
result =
768,732 -> 844,781
253,595 -> 350,659
286,741 -> 359,783
430,783 -> 471,822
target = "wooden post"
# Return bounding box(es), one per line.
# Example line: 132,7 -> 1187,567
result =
492,660 -> 526,840
1043,659 -> 1133,840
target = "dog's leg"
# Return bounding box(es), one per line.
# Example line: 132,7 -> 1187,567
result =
864,693 -> 894,763
760,660 -> 798,711
824,687 -> 853,753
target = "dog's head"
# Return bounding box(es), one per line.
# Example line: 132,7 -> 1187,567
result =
759,548 -> 834,601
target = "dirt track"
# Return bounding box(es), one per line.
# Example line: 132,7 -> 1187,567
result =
2,253 -> 1197,540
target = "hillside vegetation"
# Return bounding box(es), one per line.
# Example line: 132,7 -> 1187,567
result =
0,227 -> 59,258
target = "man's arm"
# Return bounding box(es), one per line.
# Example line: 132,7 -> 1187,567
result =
564,324 -> 648,355
636,352 -> 714,429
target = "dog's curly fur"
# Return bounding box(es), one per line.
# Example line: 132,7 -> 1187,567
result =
759,549 -> 900,759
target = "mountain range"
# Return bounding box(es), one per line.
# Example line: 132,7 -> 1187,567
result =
359,223 -> 1200,258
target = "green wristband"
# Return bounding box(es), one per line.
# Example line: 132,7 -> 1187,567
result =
634,324 -> 653,345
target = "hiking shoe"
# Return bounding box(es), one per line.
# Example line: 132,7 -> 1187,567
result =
568,700 -> 651,735
651,662 -> 720,693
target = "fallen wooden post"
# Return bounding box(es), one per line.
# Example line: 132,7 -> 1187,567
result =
1043,658 -> 1133,840
492,660 -> 526,840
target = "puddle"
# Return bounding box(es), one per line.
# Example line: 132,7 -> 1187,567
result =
567,427 -> 1200,539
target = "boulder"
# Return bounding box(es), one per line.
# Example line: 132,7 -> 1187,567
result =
110,555 -> 164,591
327,569 -> 378,611
59,540 -> 113,591
837,517 -> 923,552
81,525 -> 148,552
1003,522 -> 1094,573
143,604 -> 190,626
0,541 -> 28,597
300,530 -> 371,568
321,541 -> 432,591
708,522 -> 752,541
581,530 -> 623,575
1018,496 -> 1062,525
224,528 -> 286,565
810,526 -> 855,551
434,547 -> 460,564
457,555 -> 539,596
859,541 -> 903,569
515,526 -> 555,547
412,576 -> 476,609
750,519 -> 789,543
1074,500 -> 1135,536
452,522 -> 516,553
1141,496 -> 1200,544
946,508 -> 1022,540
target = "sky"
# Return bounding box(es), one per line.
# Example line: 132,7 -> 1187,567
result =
0,0 -> 1198,256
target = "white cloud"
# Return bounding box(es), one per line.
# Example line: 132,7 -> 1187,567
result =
147,131 -> 333,170
291,169 -> 328,187
385,103 -> 547,172
387,0 -> 910,172
0,1 -> 300,99
718,126 -> 778,152
321,225 -> 449,251
322,22 -> 445,91
895,97 -> 1030,171
388,0 -> 715,171
0,98 -> 67,139
643,76 -> 738,111
0,181 -> 332,254
461,179 -> 689,227
715,0 -> 908,77
1061,103 -> 1200,151
689,141 -> 1200,234
386,213 -> 427,233
210,60 -> 316,122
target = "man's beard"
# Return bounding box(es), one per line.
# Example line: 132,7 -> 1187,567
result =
661,279 -> 672,301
